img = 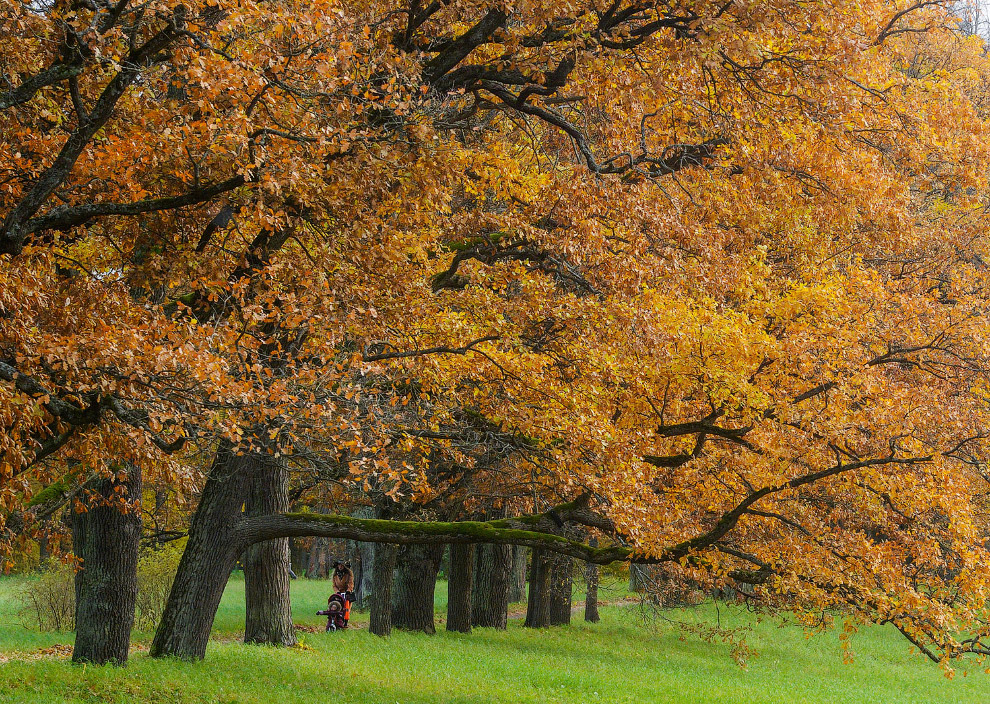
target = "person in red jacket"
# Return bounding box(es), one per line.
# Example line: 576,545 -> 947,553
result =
332,560 -> 355,627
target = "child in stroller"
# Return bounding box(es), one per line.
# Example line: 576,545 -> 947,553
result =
317,592 -> 350,632
317,560 -> 355,631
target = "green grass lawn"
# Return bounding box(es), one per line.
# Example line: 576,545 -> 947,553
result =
1,573 -> 989,703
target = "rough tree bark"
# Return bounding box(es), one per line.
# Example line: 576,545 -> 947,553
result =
508,545 -> 527,603
392,543 -> 444,634
71,464 -> 142,665
548,552 -> 573,626
584,538 -> 600,623
472,542 -> 511,629
524,547 -> 551,628
369,543 -> 397,636
243,460 -> 296,647
150,444 -> 260,660
446,543 -> 474,633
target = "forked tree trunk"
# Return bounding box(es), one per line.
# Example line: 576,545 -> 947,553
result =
243,460 -> 296,647
524,547 -> 551,628
392,543 -> 443,634
71,464 -> 142,665
507,545 -> 527,603
472,542 -> 511,629
548,552 -> 573,626
584,538 -> 600,623
369,543 -> 397,637
446,543 -> 473,633
151,445 -> 258,660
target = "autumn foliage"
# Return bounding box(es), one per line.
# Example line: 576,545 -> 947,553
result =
5,0 -> 990,665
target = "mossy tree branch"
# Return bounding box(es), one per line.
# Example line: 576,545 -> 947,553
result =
234,511 -> 636,564
235,455 -> 928,581
234,508 -> 767,586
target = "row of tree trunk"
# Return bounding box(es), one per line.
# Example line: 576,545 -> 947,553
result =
367,540 -> 601,637
65,445 -> 605,664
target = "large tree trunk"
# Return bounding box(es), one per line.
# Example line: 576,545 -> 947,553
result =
151,445 -> 258,660
446,543 -> 473,633
71,464 -> 142,665
524,547 -> 551,628
243,460 -> 296,647
548,552 -> 573,626
472,542 -> 511,629
392,543 -> 443,634
584,538 -> 600,623
369,543 -> 397,637
507,545 -> 527,603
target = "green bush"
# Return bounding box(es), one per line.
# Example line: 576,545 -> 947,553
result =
17,559 -> 76,632
17,542 -> 185,633
134,541 -> 184,631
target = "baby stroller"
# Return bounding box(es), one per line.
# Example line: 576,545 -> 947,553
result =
317,592 -> 350,632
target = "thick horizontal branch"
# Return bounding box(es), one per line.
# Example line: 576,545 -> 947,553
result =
0,359 -> 99,426
24,174 -> 248,236
235,478 -> 835,575
432,239 -> 599,295
235,512 -> 635,563
0,359 -> 185,457
0,60 -> 84,111
601,137 -> 729,177
792,381 -> 837,404
488,493 -> 617,534
656,415 -> 754,449
643,432 -> 707,468
237,493 -> 621,560
103,398 -> 187,454
363,335 -> 498,362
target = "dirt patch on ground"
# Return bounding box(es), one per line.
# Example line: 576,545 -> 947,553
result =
0,643 -> 73,663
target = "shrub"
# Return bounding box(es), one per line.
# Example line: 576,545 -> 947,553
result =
17,541 -> 185,633
134,541 -> 184,631
17,559 -> 76,631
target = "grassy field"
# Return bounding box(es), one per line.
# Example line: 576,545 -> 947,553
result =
1,573 -> 989,703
